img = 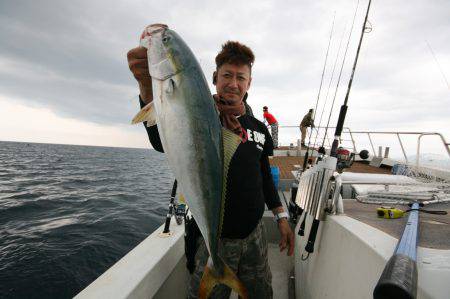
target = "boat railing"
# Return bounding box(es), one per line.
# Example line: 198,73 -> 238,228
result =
277,125 -> 450,167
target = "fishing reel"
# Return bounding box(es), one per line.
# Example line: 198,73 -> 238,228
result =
175,203 -> 186,225
335,148 -> 370,173
336,147 -> 355,173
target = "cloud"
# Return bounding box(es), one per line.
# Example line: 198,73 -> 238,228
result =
0,96 -> 149,148
0,0 -> 449,148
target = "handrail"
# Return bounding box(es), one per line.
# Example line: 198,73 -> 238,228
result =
275,126 -> 450,167
417,132 -> 450,167
346,131 -> 450,163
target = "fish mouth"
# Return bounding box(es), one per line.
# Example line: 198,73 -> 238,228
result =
141,25 -> 180,81
141,24 -> 168,40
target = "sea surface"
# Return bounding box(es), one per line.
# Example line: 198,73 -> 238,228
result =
0,141 -> 174,299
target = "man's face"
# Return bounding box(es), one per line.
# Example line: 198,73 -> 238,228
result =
215,63 -> 252,103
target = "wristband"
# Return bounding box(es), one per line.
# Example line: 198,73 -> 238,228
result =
274,211 -> 289,222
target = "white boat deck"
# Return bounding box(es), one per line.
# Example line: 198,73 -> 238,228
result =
229,243 -> 293,299
267,243 -> 294,299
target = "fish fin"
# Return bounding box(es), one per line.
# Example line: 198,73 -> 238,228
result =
218,128 -> 241,234
198,262 -> 248,299
164,78 -> 175,94
131,102 -> 157,126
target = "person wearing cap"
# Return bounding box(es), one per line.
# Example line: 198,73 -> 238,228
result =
263,106 -> 279,148
300,109 -> 315,146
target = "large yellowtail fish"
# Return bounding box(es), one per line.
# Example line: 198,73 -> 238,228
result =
132,24 -> 248,299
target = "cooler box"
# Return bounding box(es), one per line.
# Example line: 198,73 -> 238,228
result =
270,166 -> 280,190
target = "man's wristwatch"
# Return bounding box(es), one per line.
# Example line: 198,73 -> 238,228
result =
274,212 -> 289,222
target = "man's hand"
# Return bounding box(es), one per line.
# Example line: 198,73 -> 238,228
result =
127,46 -> 153,103
278,218 -> 294,256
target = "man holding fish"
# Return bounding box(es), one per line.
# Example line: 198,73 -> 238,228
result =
127,24 -> 294,299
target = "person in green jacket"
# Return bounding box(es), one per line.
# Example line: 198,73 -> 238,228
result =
300,109 -> 315,146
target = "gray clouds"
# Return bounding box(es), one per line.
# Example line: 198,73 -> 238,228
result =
0,0 -> 449,141
0,0 -> 139,124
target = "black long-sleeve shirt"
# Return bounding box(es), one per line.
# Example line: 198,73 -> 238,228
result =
140,99 -> 281,238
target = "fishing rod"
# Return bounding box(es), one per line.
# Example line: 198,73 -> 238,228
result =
321,0 -> 361,149
304,0 -> 372,257
310,21 -> 348,154
299,0 -> 361,241
297,13 -> 336,237
301,12 -> 336,172
162,179 -> 178,234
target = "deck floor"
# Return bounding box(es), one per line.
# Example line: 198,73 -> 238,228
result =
230,243 -> 293,299
344,200 -> 450,249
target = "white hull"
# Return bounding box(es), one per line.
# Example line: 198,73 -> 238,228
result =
294,212 -> 450,299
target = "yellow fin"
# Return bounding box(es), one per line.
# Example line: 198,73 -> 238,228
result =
219,128 -> 241,234
198,262 -> 248,299
131,102 -> 156,126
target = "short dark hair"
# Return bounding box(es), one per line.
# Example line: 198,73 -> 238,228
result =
263,106 -> 268,111
215,41 -> 255,70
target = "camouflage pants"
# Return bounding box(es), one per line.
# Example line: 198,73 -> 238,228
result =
270,123 -> 278,148
188,221 -> 273,299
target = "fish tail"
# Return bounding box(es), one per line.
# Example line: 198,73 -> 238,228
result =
198,263 -> 248,299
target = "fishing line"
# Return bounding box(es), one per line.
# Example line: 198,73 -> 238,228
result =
321,0 -> 361,148
302,12 -> 336,171
311,17 -> 349,152
298,12 -> 336,246
426,40 -> 450,90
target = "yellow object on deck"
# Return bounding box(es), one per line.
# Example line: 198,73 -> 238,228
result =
377,207 -> 405,219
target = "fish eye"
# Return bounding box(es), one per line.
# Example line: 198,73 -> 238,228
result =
162,36 -> 171,43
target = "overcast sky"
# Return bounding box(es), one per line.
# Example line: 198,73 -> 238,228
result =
1,0 -> 449,158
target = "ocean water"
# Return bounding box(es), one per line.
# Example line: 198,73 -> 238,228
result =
0,141 -> 174,299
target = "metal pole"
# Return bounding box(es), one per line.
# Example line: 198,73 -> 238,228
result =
368,133 -> 376,156
397,133 -> 408,163
347,128 -> 357,153
416,135 -> 422,168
